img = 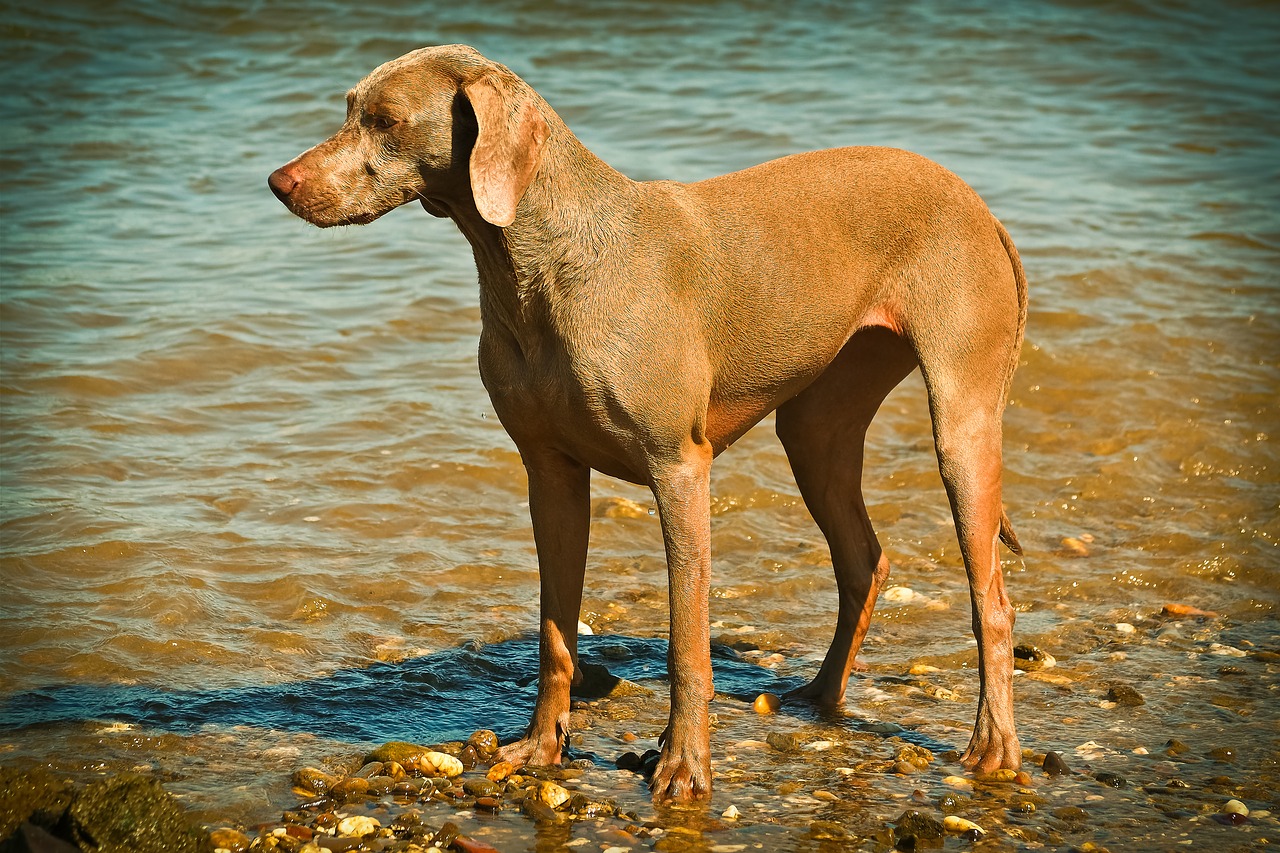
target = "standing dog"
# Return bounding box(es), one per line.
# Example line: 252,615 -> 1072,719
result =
269,44 -> 1027,802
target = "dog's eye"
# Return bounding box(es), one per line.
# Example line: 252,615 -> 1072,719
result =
367,114 -> 401,131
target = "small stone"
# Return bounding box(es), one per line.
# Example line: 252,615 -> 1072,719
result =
487,761 -> 515,781
1161,602 -> 1219,618
722,804 -> 740,820
463,779 -> 502,798
943,815 -> 984,835
893,810 -> 944,842
1043,751 -> 1072,776
1106,683 -> 1145,706
1013,644 -> 1056,672
895,744 -> 934,769
209,829 -> 251,852
893,760 -> 921,775
474,796 -> 501,812
366,741 -> 431,764
883,586 -> 916,603
406,751 -> 464,778
1114,622 -> 1136,634
1059,537 -> 1090,557
328,777 -> 369,800
978,768 -> 1018,782
766,732 -> 801,753
1165,739 -> 1190,756
290,768 -> 338,795
615,752 -> 642,773
1014,771 -> 1033,786
366,775 -> 395,795
335,816 -> 379,837
453,836 -> 502,853
1223,799 -> 1249,817
1053,806 -> 1089,822
353,761 -> 383,779
1094,771 -> 1126,788
753,692 -> 782,714
531,780 -> 570,810
909,664 -> 942,675
1207,746 -> 1236,762
942,775 -> 974,789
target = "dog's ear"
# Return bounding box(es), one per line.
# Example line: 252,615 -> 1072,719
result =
463,74 -> 549,227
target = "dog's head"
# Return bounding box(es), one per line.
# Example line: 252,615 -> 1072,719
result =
268,45 -> 549,228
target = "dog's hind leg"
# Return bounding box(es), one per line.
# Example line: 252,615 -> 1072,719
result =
777,326 -> 918,706
919,329 -> 1022,773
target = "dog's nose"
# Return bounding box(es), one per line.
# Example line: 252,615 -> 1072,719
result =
268,166 -> 301,202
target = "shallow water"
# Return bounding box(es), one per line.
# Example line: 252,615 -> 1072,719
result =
1,0 -> 1278,849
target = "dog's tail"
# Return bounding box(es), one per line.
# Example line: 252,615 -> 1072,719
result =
994,216 -> 1027,558
999,509 -> 1023,556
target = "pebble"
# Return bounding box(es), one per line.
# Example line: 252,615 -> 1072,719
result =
1161,602 -> 1219,618
328,777 -> 369,800
909,664 -> 942,675
1208,643 -> 1247,657
466,730 -> 500,759
290,768 -> 338,795
1114,622 -> 1136,634
1223,799 -> 1249,817
209,828 -> 251,852
1043,751 -> 1072,776
943,815 -> 985,835
407,751 -> 464,778
487,761 -> 515,781
942,775 -> 974,789
1059,536 -> 1090,557
1094,771 -> 1126,788
1106,683 -> 1145,706
530,780 -> 570,809
753,692 -> 781,714
722,804 -> 740,820
882,586 -> 916,603
893,810 -> 944,842
1207,746 -> 1236,762
1013,644 -> 1056,671
977,769 -> 1019,783
335,816 -> 379,837
1165,739 -> 1190,755
765,732 -> 801,753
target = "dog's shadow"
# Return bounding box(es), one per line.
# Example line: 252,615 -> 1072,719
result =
0,635 -> 950,756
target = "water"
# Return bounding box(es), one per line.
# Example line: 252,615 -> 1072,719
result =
1,0 -> 1278,848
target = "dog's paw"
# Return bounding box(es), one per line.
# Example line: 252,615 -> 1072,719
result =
494,734 -> 562,769
648,748 -> 712,803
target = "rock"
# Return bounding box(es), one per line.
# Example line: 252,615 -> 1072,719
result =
593,496 -> 650,518
943,815 -> 984,836
753,692 -> 782,714
1013,644 -> 1056,672
895,744 -> 934,768
942,776 -> 973,789
352,761 -> 383,779
1106,683 -> 1145,706
1165,739 -> 1190,756
366,741 -> 431,764
722,804 -> 740,820
366,775 -> 395,795
68,774 -> 206,853
765,732 -> 801,753
487,761 -> 516,781
615,752 -> 642,773
463,779 -> 502,798
406,751 -> 464,778
327,777 -> 369,800
453,836 -> 502,853
474,796 -> 501,812
209,828 -> 252,852
1223,799 -> 1249,817
1058,537 -> 1090,557
1114,622 -> 1136,634
466,730 -> 500,759
0,767 -> 74,840
572,662 -> 652,699
1052,806 -> 1089,822
1207,746 -> 1236,762
530,780 -> 570,810
1094,771 -> 1126,788
1161,602 -> 1218,618
909,664 -> 942,675
883,586 -> 916,603
1043,751 -> 1072,776
977,769 -> 1018,783
893,810 -> 945,843
335,815 -> 379,837
893,761 -> 922,775
9,823 -> 78,853
1014,771 -> 1034,786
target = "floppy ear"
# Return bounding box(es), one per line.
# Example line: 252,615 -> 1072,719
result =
463,74 -> 549,227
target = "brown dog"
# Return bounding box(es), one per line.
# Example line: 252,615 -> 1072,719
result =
269,44 -> 1027,802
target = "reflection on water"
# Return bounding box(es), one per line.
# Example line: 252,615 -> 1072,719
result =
1,0 -> 1277,848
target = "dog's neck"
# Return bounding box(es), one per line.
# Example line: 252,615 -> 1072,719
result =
449,122 -> 638,347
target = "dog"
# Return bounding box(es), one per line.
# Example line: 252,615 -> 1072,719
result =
268,44 -> 1027,802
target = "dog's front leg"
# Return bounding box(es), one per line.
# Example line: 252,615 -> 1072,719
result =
649,443 -> 715,801
495,450 -> 591,769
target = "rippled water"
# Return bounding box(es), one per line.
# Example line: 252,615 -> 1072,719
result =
2,0 -> 1278,849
